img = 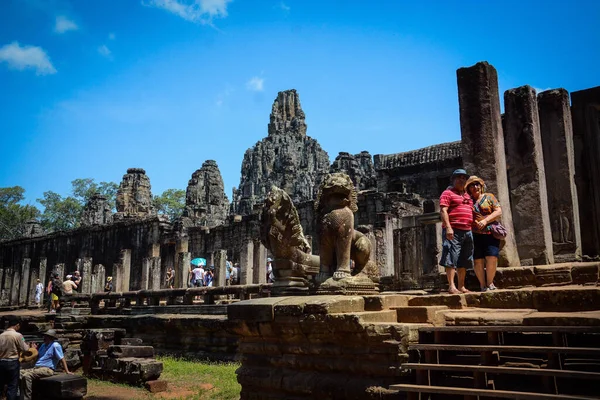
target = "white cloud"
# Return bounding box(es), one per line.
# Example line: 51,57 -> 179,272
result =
0,42 -> 56,75
108,33 -> 116,40
216,85 -> 234,106
143,0 -> 232,24
246,77 -> 264,92
98,45 -> 112,58
533,87 -> 551,94
54,16 -> 78,33
279,2 -> 290,12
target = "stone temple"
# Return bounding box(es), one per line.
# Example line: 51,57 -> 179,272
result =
1,61 -> 600,399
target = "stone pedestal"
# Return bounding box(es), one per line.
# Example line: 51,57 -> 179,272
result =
314,273 -> 378,295
504,85 -> 554,265
457,61 -> 520,267
538,89 -> 582,259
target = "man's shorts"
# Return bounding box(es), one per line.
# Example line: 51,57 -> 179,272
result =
473,233 -> 500,259
440,228 -> 474,269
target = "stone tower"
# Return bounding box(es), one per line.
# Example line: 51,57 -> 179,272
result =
114,168 -> 156,219
232,89 -> 330,215
81,193 -> 113,226
330,151 -> 377,191
182,160 -> 230,227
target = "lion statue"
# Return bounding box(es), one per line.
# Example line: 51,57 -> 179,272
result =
315,173 -> 373,282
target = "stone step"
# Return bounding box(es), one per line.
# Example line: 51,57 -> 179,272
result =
363,294 -> 413,311
352,310 -> 399,323
118,337 -> 143,346
392,306 -> 448,324
407,294 -> 466,309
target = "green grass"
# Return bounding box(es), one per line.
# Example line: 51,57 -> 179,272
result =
158,357 -> 241,400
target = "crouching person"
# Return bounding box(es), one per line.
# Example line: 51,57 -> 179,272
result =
20,329 -> 72,400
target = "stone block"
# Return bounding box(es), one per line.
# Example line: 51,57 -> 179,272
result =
108,345 -> 154,358
273,296 -> 309,316
534,264 -> 572,286
407,294 -> 466,309
303,295 -> 365,314
479,289 -> 535,309
363,295 -> 411,311
571,262 -> 599,285
494,266 -> 535,288
523,310 -> 600,326
118,337 -> 144,346
394,306 -> 447,324
227,297 -> 285,322
144,379 -> 168,393
32,374 -> 87,400
532,287 -> 600,312
103,357 -> 163,384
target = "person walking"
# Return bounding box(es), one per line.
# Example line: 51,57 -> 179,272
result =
20,329 -> 72,400
191,264 -> 205,287
0,318 -> 29,400
439,169 -> 474,294
165,267 -> 175,289
466,176 -> 503,291
34,279 -> 44,307
104,277 -> 113,293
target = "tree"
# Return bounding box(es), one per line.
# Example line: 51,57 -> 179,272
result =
153,189 -> 186,222
37,178 -> 119,232
0,186 -> 41,240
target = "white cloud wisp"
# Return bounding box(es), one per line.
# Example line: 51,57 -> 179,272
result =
55,16 -> 78,33
0,42 -> 57,75
246,77 -> 264,92
98,45 -> 112,59
143,0 -> 232,24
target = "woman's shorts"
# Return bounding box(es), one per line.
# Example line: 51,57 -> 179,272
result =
51,293 -> 59,301
473,233 -> 500,259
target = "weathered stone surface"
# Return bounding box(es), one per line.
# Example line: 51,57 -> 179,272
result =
144,379 -> 168,393
532,287 -> 600,312
232,89 -> 330,215
533,264 -> 572,286
102,357 -> 163,384
108,345 -> 154,358
494,266 -> 535,288
523,310 -> 600,326
32,374 -> 87,400
408,294 -> 466,309
479,289 -> 535,309
442,308 -> 535,326
81,193 -> 113,226
394,306 -> 447,324
181,160 -> 229,228
362,295 -> 411,311
456,61 -> 519,267
571,86 -> 600,257
504,85 -> 554,265
330,151 -> 377,191
571,262 -> 599,285
21,219 -> 44,238
538,89 -> 581,258
114,168 -> 156,219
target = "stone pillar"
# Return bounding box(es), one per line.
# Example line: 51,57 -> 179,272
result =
150,257 -> 161,290
39,258 -> 47,289
0,268 -> 5,306
82,257 -> 93,293
538,89 -> 582,260
504,86 -> 554,265
214,250 -> 227,287
19,258 -> 31,305
240,240 -> 254,285
10,266 -> 20,306
92,264 -> 105,293
457,61 -> 520,267
176,252 -> 191,288
396,227 -> 422,283
174,239 -> 189,287
141,258 -> 151,290
114,249 -> 131,292
422,200 -> 443,275
54,263 -> 65,281
1,269 -> 12,306
571,87 -> 600,257
375,213 -> 395,277
253,240 -> 267,284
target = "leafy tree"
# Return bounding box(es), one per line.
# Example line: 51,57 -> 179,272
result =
153,189 -> 186,222
0,186 -> 41,240
37,178 -> 119,232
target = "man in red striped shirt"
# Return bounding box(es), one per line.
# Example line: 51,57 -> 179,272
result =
439,169 -> 474,294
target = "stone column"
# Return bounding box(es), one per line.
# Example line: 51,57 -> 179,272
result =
253,240 -> 267,284
39,258 -> 47,289
422,200 -> 443,275
239,240 -> 254,285
457,61 -> 520,267
538,89 -> 582,259
92,264 -> 105,293
114,249 -> 131,292
82,257 -> 93,293
176,252 -> 191,288
504,86 -> 554,265
19,258 -> 31,306
0,268 -> 5,306
1,269 -> 12,306
54,263 -> 65,281
375,213 -> 395,277
571,87 -> 600,257
150,257 -> 161,290
141,258 -> 151,290
214,250 -> 227,287
10,266 -> 20,306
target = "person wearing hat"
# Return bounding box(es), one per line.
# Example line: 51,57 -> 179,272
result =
439,169 -> 474,294
104,276 -> 113,293
72,270 -> 82,293
466,175 -> 503,291
0,318 -> 30,400
20,329 -> 72,400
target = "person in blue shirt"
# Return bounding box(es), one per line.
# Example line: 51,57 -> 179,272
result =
20,329 -> 72,400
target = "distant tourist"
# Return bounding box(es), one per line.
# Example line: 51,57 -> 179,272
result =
19,329 -> 73,400
165,267 -> 175,289
466,176 -> 503,291
0,317 -> 29,400
205,266 -> 214,287
266,258 -> 274,283
72,271 -> 82,293
49,272 -> 62,313
225,260 -> 233,286
230,263 -> 239,285
191,264 -> 205,287
104,277 -> 113,293
439,169 -> 473,294
62,275 -> 78,295
34,279 -> 43,307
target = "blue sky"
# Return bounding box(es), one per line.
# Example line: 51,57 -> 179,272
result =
1,0 -> 598,207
